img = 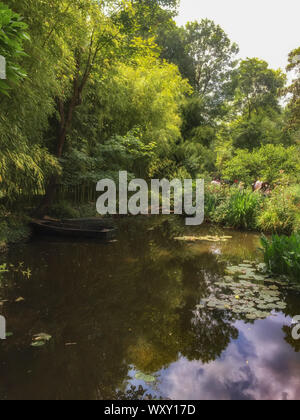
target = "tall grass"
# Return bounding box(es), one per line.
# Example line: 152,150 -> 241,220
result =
226,190 -> 260,229
258,185 -> 299,235
261,233 -> 300,281
213,189 -> 261,229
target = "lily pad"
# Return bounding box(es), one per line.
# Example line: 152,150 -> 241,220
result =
135,372 -> 156,383
31,333 -> 52,348
31,341 -> 46,348
33,333 -> 52,342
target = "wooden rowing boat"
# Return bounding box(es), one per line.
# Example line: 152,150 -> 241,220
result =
30,219 -> 116,240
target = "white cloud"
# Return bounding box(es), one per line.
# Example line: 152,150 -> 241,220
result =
159,315 -> 300,400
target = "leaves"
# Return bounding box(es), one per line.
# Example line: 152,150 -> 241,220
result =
135,372 -> 156,383
261,233 -> 300,280
31,333 -> 52,347
0,2 -> 29,94
196,261 -> 294,322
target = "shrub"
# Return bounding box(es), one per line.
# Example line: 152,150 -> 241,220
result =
212,188 -> 261,230
257,185 -> 300,234
221,144 -> 300,185
227,190 -> 260,229
204,184 -> 229,220
261,233 -> 300,281
48,201 -> 79,219
0,215 -> 31,245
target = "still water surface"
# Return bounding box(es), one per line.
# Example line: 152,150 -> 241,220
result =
0,216 -> 300,400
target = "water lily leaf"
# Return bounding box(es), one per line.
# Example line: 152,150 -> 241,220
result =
33,333 -> 52,342
256,263 -> 268,273
31,341 -> 46,347
15,297 -> 25,303
246,314 -> 257,320
276,302 -> 287,309
135,372 -> 156,383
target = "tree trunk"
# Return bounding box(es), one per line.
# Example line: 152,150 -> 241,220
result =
36,45 -> 96,217
36,99 -> 77,217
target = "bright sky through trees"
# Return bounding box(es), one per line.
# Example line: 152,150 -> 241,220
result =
176,0 -> 300,72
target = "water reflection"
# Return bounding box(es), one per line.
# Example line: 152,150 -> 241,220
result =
0,216 -> 299,400
159,316 -> 300,400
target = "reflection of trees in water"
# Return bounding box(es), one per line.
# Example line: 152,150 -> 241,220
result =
0,218 -> 261,399
281,292 -> 300,354
282,325 -> 300,353
114,385 -> 160,400
189,311 -> 238,363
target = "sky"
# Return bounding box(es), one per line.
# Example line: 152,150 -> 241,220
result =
176,0 -> 300,72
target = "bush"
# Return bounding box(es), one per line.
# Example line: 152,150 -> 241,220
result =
0,213 -> 31,245
221,144 -> 300,185
261,233 -> 300,281
258,185 -> 300,234
226,190 -> 261,229
48,201 -> 79,219
212,188 -> 261,230
204,184 -> 229,220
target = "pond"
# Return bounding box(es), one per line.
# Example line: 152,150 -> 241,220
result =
0,216 -> 300,400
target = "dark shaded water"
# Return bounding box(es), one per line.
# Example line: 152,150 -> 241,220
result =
0,216 -> 300,400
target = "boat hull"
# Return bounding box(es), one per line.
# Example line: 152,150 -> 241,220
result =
30,220 -> 116,240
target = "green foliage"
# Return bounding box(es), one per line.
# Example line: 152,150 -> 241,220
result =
226,190 -> 261,230
212,188 -> 261,230
0,212 -> 31,245
93,56 -> 191,147
180,141 -> 216,179
284,46 -> 300,134
156,20 -> 195,84
229,112 -> 293,150
234,58 -> 286,118
258,185 -> 300,234
204,184 -> 299,235
0,263 -> 7,273
0,0 -> 298,241
204,184 -> 228,218
0,2 -> 29,94
261,233 -> 300,281
221,144 -> 300,185
185,19 -> 239,105
48,201 -> 79,219
0,114 -> 61,201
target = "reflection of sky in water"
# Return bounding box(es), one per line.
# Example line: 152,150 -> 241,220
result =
154,315 -> 300,400
2,218 -> 299,400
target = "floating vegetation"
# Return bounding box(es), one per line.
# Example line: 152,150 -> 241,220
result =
31,333 -> 52,347
195,261 -> 300,322
174,235 -> 232,243
135,372 -> 156,383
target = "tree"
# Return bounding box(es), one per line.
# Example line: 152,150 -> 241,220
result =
61,54 -> 190,191
285,47 -> 300,136
234,58 -> 286,119
228,110 -> 293,150
155,20 -> 195,84
0,2 -> 29,95
0,2 -> 60,201
184,19 -> 239,107
33,0 -> 143,212
113,0 -> 179,39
